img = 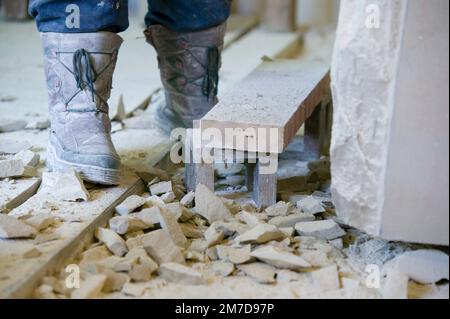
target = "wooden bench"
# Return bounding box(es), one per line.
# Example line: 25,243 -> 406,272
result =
186,59 -> 331,208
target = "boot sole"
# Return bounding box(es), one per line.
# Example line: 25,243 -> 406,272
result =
47,143 -> 121,186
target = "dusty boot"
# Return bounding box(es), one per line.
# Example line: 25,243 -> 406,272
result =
40,32 -> 123,185
144,23 -> 226,134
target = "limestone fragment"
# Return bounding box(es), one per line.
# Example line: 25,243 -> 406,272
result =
109,215 -> 151,235
159,262 -> 205,285
129,255 -> 159,282
135,206 -> 161,225
386,249 -> 449,284
23,246 -> 42,258
204,225 -> 225,247
13,150 -> 40,167
95,227 -> 128,257
23,213 -> 55,232
180,191 -> 195,207
150,181 -> 172,196
115,195 -> 146,216
0,119 -> 27,132
250,245 -> 311,270
216,245 -> 253,265
165,202 -> 183,220
121,282 -> 147,297
311,264 -> 341,292
239,211 -> 262,227
0,140 -> 31,155
299,250 -> 330,267
80,245 -> 112,264
71,274 -> 107,299
143,229 -> 185,264
297,196 -> 326,215
157,208 -> 188,248
265,201 -> 291,217
210,261 -> 235,277
0,214 -> 37,239
39,170 -> 89,202
195,183 -> 232,223
0,159 -> 36,178
295,220 -> 345,240
269,213 -> 315,228
238,262 -> 276,284
102,270 -> 129,293
180,223 -> 203,239
235,224 -> 285,244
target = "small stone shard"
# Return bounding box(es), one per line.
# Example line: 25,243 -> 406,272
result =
13,150 -> 40,167
129,255 -> 159,282
143,229 -> 185,264
180,223 -> 203,239
269,213 -> 315,228
297,196 -> 326,215
115,195 -> 146,216
71,274 -> 107,299
150,181 -> 173,196
238,262 -> 276,284
159,262 -> 205,285
135,206 -> 161,225
210,261 -> 235,277
299,250 -> 330,267
295,220 -> 345,240
165,202 -> 183,220
180,191 -> 195,207
265,201 -> 291,217
216,245 -> 253,265
204,225 -> 225,247
250,245 -> 311,270
39,169 -> 89,202
109,215 -> 151,235
95,227 -> 128,257
239,211 -> 262,227
23,246 -> 42,259
0,159 -> 36,178
0,214 -> 37,239
0,119 -> 27,132
0,140 -> 31,155
311,264 -> 341,292
23,213 -> 55,232
195,183 -> 232,223
161,191 -> 176,203
235,224 -> 285,244
157,208 -> 188,248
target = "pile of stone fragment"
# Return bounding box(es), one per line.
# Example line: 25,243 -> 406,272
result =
32,168 -> 361,299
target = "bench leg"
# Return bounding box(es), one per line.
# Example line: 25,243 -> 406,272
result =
252,156 -> 278,209
244,162 -> 255,192
304,101 -> 327,160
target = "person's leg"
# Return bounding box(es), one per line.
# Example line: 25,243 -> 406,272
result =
144,0 -> 231,132
29,0 -> 129,33
145,0 -> 231,32
29,0 -> 129,185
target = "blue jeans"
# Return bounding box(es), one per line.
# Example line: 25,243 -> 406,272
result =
29,0 -> 231,33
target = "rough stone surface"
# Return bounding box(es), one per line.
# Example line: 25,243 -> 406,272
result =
265,201 -> 291,217
143,229 -> 185,264
109,215 -> 151,235
235,224 -> 285,244
159,262 -> 205,285
297,196 -> 325,215
0,213 -> 37,239
13,150 -> 40,167
269,213 -> 315,228
195,183 -> 232,223
150,181 -> 172,196
210,261 -> 235,277
250,245 -> 311,270
216,245 -> 253,265
39,170 -> 89,202
23,213 -> 55,231
95,227 -> 128,257
157,208 -> 188,248
238,262 -> 276,284
295,220 -> 345,240
0,159 -> 35,178
115,195 -> 146,216
180,191 -> 195,208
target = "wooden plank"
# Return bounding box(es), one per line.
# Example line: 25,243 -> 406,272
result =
0,171 -> 145,298
1,0 -> 29,20
0,177 -> 41,214
261,0 -> 297,32
201,60 -> 330,154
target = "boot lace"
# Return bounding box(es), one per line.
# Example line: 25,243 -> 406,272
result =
56,48 -> 118,110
